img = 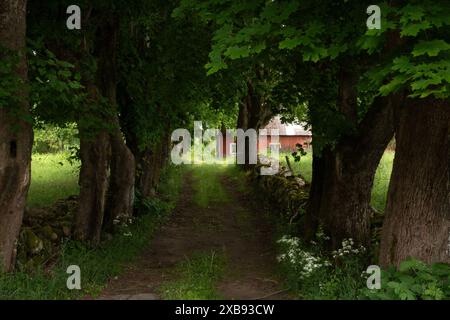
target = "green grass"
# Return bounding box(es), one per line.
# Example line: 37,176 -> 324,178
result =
0,165 -> 183,299
0,215 -> 162,299
280,152 -> 313,182
281,151 -> 394,212
28,153 -> 80,208
370,151 -> 394,212
159,251 -> 226,300
190,164 -> 230,207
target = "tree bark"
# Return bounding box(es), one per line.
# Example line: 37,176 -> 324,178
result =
74,13 -> 117,243
104,121 -> 135,225
75,126 -> 111,244
0,0 -> 33,271
305,32 -> 406,248
305,93 -> 404,248
379,98 -> 450,267
237,80 -> 273,168
137,148 -> 157,199
136,138 -> 169,200
96,16 -> 136,226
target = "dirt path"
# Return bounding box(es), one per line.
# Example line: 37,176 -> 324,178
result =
98,167 -> 290,300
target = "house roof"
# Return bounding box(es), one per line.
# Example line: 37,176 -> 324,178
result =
262,116 -> 311,136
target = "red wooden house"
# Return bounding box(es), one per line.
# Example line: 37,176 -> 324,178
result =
220,116 -> 312,158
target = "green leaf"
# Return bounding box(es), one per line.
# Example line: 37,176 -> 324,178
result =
279,37 -> 304,50
412,40 -> 450,57
379,75 -> 409,96
302,46 -> 327,63
401,21 -> 432,37
399,258 -> 427,273
224,46 -> 251,59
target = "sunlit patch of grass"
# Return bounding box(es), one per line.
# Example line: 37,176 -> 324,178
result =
279,152 -> 313,182
190,165 -> 230,207
370,151 -> 394,212
159,251 -> 226,300
28,153 -> 79,208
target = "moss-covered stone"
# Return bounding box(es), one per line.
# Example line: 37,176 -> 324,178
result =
24,228 -> 44,255
17,195 -> 78,269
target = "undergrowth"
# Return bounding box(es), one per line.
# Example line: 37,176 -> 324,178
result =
0,165 -> 183,299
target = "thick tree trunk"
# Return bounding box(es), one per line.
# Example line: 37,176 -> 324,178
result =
104,123 -> 135,225
96,17 -> 136,226
0,0 -> 32,271
306,146 -> 380,247
137,148 -> 157,198
304,33 -> 406,248
117,89 -> 168,204
305,94 -> 403,247
379,99 -> 450,267
136,139 -> 168,200
237,80 -> 273,168
75,127 -> 111,244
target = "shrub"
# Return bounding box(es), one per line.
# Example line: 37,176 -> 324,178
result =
33,123 -> 79,154
360,258 -> 450,300
277,234 -> 369,299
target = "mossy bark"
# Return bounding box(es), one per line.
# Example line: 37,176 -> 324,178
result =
0,0 -> 33,271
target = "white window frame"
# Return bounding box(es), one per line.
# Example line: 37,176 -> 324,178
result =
229,142 -> 237,155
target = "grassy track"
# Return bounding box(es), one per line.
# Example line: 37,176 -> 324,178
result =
190,164 -> 231,207
155,164 -> 284,300
156,165 -> 231,299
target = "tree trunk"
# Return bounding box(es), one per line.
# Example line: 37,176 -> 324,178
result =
138,148 -> 155,198
237,80 -> 273,168
104,121 -> 135,225
0,0 -> 33,272
95,16 -> 136,226
307,145 -> 380,248
379,98 -> 450,267
74,13 -> 117,243
136,140 -> 167,199
75,126 -> 111,244
305,94 -> 403,248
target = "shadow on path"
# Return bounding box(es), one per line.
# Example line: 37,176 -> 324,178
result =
98,166 -> 291,300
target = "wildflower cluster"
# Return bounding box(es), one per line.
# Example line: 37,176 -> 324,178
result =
277,236 -> 331,279
332,238 -> 366,259
112,217 -> 135,237
112,217 -> 134,226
